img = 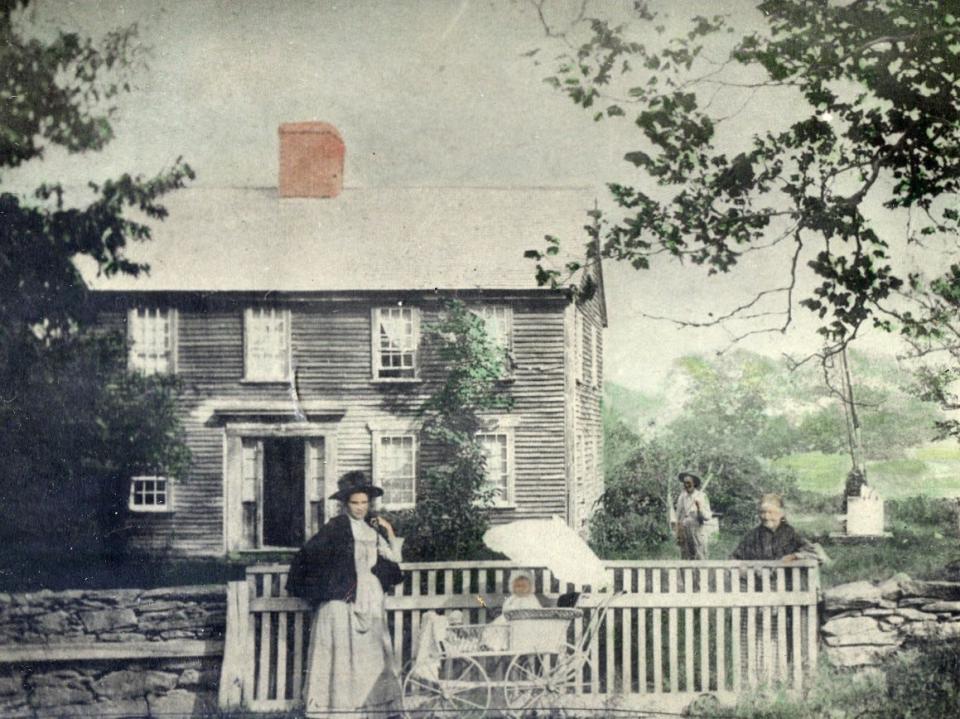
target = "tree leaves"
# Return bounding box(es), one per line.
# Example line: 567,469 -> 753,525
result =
531,0 -> 960,348
0,2 -> 192,557
395,301 -> 513,561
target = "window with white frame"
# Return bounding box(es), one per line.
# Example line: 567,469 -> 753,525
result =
128,308 -> 176,375
474,305 -> 513,373
478,431 -> 514,505
373,307 -> 419,379
129,476 -> 172,512
244,307 -> 290,381
375,433 -> 417,508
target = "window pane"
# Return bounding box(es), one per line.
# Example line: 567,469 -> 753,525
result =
479,306 -> 511,351
377,308 -> 417,378
130,308 -> 172,375
380,434 -> 415,505
479,433 -> 509,501
131,476 -> 168,510
246,308 -> 289,379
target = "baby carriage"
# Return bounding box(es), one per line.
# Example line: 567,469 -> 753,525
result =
401,593 -> 619,719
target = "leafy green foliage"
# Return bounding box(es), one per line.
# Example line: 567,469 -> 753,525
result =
531,1 -> 960,347
664,352 -> 796,461
393,301 -> 513,561
3,332 -> 189,555
882,638 -> 960,719
0,2 -> 193,556
595,404 -> 797,558
665,349 -> 943,462
695,628 -> 960,718
900,265 -> 960,442
591,422 -> 671,558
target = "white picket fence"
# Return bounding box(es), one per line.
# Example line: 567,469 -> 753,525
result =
218,559 -> 820,713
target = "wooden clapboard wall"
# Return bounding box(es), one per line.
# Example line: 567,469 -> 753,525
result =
92,291 -> 583,556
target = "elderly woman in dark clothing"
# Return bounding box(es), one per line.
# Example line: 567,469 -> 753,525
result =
730,493 -> 819,562
286,471 -> 405,718
729,493 -> 823,681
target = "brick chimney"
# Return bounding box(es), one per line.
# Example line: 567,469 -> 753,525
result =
278,122 -> 344,198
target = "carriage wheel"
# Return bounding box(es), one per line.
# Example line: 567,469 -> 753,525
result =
401,655 -> 491,719
503,643 -> 592,719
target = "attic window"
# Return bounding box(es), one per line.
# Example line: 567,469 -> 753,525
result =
373,307 -> 419,380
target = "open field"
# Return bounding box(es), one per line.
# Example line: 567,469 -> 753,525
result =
774,442 -> 960,499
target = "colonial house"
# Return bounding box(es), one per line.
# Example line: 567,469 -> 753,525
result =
87,122 -> 606,557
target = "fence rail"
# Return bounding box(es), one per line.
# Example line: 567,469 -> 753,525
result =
219,559 -> 819,713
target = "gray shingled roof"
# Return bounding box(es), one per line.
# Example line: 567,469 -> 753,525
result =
82,186 -> 598,292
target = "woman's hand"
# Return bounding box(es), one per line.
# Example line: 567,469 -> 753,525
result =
371,515 -> 396,540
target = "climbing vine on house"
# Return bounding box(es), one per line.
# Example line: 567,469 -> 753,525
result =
396,300 -> 514,560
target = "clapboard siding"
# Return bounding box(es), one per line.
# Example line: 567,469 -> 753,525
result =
568,261 -> 605,534
96,293 -> 580,556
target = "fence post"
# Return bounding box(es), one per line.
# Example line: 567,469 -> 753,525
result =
218,581 -> 248,709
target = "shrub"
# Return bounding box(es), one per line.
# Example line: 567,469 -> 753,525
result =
881,637 -> 960,718
888,496 -> 956,529
591,436 -> 673,557
692,638 -> 960,719
790,488 -> 842,516
592,434 -> 799,557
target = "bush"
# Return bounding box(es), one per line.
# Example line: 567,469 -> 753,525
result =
592,434 -> 799,557
700,453 -> 797,531
888,496 -> 956,529
790,488 -> 842,516
692,638 -> 960,719
881,637 -> 960,718
591,435 -> 673,557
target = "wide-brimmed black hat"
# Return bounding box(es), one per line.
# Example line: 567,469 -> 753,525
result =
678,472 -> 702,489
329,471 -> 384,502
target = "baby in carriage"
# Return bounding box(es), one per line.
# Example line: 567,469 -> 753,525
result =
484,569 -> 542,650
501,570 -> 542,613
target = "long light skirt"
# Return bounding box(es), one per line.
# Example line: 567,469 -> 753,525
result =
303,600 -> 401,718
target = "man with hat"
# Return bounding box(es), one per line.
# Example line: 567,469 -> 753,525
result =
286,471 -> 405,718
673,471 -> 712,560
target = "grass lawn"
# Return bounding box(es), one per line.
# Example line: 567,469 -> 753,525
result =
774,442 -> 960,498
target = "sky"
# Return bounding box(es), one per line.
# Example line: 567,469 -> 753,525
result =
14,0 -> 933,393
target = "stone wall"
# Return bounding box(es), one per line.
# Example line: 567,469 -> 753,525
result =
822,573 -> 960,667
0,658 -> 221,718
0,586 -> 225,718
0,586 -> 225,644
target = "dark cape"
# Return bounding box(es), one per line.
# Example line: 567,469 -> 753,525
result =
729,520 -> 815,561
285,514 -> 404,605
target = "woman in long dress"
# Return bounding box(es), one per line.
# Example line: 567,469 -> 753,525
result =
286,471 -> 405,718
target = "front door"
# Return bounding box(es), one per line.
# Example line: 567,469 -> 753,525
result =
230,433 -> 329,552
262,437 -> 305,547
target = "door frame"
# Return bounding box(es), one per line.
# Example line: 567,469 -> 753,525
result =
223,421 -> 338,553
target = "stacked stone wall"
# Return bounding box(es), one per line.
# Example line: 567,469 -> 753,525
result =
822,574 -> 960,667
0,586 -> 225,718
